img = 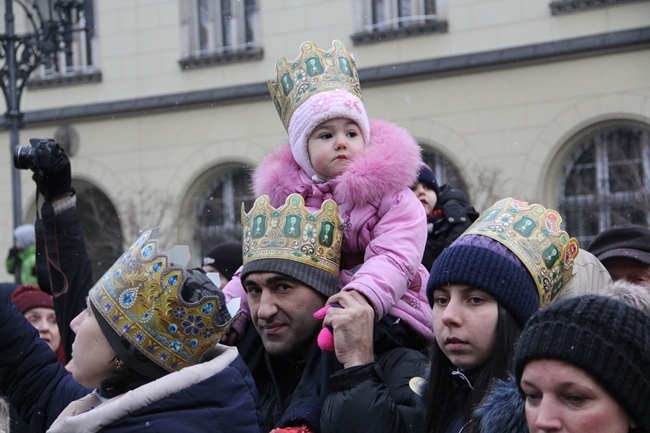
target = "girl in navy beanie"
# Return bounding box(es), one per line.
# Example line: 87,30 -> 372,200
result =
422,198 -> 579,433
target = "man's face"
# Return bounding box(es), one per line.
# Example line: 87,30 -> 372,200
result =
243,272 -> 325,359
602,257 -> 650,288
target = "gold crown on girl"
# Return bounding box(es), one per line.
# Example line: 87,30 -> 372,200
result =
268,40 -> 363,130
89,230 -> 236,373
462,198 -> 580,305
242,194 -> 343,276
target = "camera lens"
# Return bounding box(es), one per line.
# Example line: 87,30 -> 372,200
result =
13,146 -> 35,170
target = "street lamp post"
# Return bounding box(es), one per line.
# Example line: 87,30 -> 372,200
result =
0,0 -> 85,229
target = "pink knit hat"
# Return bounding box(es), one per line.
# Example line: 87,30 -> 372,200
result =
288,88 -> 370,181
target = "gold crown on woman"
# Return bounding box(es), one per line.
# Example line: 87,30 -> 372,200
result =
89,230 -> 236,373
268,39 -> 363,130
462,197 -> 580,305
242,194 -> 343,277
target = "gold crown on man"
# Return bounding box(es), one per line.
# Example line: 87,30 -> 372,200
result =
241,194 -> 343,296
462,197 -> 580,305
268,40 -> 362,130
89,230 -> 235,373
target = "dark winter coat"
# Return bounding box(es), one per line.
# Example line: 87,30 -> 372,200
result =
442,369 -> 478,433
238,315 -> 429,433
0,295 -> 263,433
422,184 -> 478,270
35,200 -> 94,362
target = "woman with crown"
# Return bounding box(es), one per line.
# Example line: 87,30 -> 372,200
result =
0,230 -> 263,433
224,39 -> 433,351
422,198 -> 579,433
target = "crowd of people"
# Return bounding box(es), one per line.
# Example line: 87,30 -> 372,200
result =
0,39 -> 648,433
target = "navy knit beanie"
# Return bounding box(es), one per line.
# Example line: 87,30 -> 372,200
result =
515,295 -> 650,432
417,163 -> 440,195
427,234 -> 540,326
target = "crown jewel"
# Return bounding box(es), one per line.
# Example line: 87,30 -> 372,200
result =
89,230 -> 236,373
242,194 -> 343,276
462,198 -> 579,305
268,40 -> 362,130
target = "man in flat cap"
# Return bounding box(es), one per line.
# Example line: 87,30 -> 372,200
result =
588,224 -> 650,290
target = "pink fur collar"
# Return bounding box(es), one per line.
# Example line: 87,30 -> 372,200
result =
253,119 -> 422,206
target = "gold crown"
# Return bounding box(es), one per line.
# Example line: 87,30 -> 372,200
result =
462,198 -> 580,305
242,194 -> 343,277
268,40 -> 363,130
89,230 -> 236,373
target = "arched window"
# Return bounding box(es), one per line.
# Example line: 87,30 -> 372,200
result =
196,165 -> 255,256
421,146 -> 468,193
560,123 -> 650,247
74,181 -> 123,279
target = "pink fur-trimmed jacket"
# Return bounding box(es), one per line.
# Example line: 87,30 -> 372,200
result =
225,119 -> 433,342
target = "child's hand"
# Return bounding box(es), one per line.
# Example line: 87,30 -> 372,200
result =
313,302 -> 342,351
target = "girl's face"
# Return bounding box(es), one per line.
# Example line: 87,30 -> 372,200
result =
69,300 -> 118,388
307,118 -> 364,178
431,284 -> 499,370
24,307 -> 61,352
521,359 -> 633,433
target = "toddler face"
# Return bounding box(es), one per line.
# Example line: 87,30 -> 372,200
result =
307,118 -> 364,178
411,181 -> 438,215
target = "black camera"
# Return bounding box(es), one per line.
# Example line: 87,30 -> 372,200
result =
13,138 -> 62,171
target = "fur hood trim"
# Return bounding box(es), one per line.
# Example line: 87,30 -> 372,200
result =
473,376 -> 528,433
253,119 -> 422,206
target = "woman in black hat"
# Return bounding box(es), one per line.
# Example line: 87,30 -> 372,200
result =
515,295 -> 649,433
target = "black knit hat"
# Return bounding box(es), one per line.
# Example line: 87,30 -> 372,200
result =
515,295 -> 650,432
416,163 -> 440,195
203,241 -> 243,281
587,224 -> 650,266
427,235 -> 540,326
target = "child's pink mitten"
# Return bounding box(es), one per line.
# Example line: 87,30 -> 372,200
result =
313,303 -> 342,351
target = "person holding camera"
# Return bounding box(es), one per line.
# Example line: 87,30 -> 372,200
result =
0,230 -> 263,433
13,138 -> 93,363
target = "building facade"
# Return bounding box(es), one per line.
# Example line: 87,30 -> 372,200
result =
1,0 -> 649,280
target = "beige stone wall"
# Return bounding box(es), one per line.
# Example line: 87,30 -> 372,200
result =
0,0 -> 648,280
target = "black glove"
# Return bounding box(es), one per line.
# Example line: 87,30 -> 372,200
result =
32,144 -> 75,201
7,246 -> 19,260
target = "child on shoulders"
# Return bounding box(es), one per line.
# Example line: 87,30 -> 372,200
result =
225,40 -> 433,347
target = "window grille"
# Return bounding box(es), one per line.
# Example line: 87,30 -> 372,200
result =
188,0 -> 259,58
560,124 -> 650,247
364,0 -> 438,32
36,0 -> 97,79
196,165 -> 255,255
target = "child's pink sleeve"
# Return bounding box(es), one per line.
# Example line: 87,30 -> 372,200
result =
222,266 -> 250,336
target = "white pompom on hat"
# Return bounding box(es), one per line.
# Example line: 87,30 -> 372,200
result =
288,88 -> 370,181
